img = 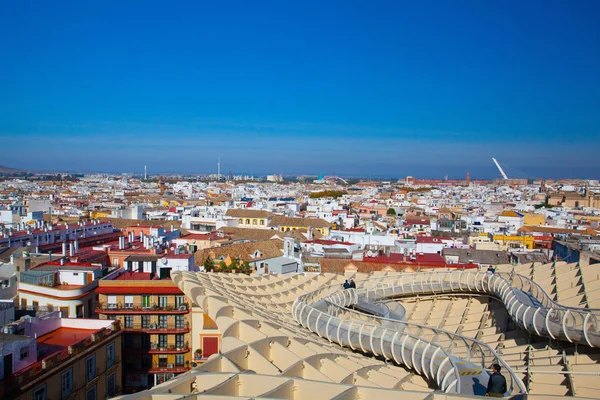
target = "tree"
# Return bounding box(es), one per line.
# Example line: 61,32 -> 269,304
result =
229,257 -> 240,271
203,257 -> 215,272
218,260 -> 228,272
387,208 -> 397,216
240,261 -> 252,275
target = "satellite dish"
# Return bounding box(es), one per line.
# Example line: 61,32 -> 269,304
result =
161,258 -> 168,265
170,247 -> 175,251
192,239 -> 196,244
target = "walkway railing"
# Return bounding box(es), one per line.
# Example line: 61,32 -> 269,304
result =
292,269 -> 600,395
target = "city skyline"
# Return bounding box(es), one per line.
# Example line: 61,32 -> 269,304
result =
1,1 -> 599,178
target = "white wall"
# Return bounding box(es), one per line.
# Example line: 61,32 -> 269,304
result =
0,336 -> 37,379
58,270 -> 87,285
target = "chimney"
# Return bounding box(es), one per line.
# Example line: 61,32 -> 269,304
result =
48,251 -> 52,262
62,242 -> 67,256
119,236 -> 125,250
10,254 -> 15,264
69,242 -> 75,257
60,258 -> 65,266
74,240 -> 79,253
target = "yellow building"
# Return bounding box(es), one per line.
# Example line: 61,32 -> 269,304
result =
225,209 -> 275,228
522,213 -> 545,226
268,215 -> 332,236
1,317 -> 121,400
96,274 -> 192,392
490,234 -> 535,250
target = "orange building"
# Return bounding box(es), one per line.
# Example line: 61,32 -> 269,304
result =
96,270 -> 192,392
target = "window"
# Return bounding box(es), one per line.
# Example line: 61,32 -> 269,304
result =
124,315 -> 133,329
142,315 -> 150,329
85,355 -> 96,382
175,295 -> 185,307
85,386 -> 96,400
175,334 -> 184,348
158,315 -> 167,328
175,354 -> 185,367
142,295 -> 151,308
158,334 -> 167,348
124,295 -> 134,308
158,354 -> 168,367
33,385 -> 46,400
106,372 -> 116,396
61,369 -> 72,399
112,257 -> 119,267
158,296 -> 168,308
106,343 -> 115,369
20,346 -> 29,360
175,315 -> 185,329
107,295 -> 117,309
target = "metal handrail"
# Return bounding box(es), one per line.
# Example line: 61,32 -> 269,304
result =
292,268 -> 600,395
321,284 -> 525,395
293,284 -> 463,393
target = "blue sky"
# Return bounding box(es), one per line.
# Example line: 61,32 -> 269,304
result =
1,1 -> 599,178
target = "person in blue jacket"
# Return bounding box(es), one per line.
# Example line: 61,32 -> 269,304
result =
486,364 -> 507,397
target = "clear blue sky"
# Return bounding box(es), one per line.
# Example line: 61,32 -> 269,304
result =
1,1 -> 599,178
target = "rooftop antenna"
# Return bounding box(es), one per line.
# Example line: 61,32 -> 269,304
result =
492,158 -> 508,180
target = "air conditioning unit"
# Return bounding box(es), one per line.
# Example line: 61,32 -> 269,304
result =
178,304 -> 187,310
125,303 -> 133,309
167,363 -> 174,369
149,324 -> 157,329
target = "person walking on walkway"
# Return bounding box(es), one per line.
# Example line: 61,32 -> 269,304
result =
349,280 -> 356,289
485,364 -> 507,397
343,280 -> 350,289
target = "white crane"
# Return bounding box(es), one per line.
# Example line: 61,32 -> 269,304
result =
492,158 -> 508,180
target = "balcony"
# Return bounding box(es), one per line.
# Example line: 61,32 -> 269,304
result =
149,363 -> 189,374
123,342 -> 190,354
149,342 -> 190,354
122,321 -> 190,333
96,302 -> 189,314
124,363 -> 190,374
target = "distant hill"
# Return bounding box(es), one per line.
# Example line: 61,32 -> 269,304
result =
0,164 -> 27,174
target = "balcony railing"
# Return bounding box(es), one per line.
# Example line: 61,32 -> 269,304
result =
150,363 -> 189,373
123,321 -> 190,332
150,342 -> 190,352
97,302 -> 189,314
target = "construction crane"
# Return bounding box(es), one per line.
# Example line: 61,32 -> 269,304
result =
492,158 -> 508,180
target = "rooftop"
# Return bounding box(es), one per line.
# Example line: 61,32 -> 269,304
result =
37,327 -> 98,358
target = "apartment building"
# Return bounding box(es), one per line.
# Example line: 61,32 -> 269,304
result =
0,220 -> 114,249
96,269 -> 192,392
0,312 -> 122,400
18,260 -> 113,318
